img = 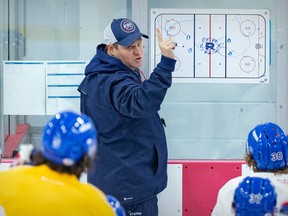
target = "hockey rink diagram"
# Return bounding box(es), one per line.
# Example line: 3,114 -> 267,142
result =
151,9 -> 270,83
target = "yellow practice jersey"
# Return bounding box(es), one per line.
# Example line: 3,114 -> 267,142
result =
0,165 -> 115,216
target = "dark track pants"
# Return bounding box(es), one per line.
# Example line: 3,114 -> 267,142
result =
123,196 -> 158,216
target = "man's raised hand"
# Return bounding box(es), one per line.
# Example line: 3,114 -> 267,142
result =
156,28 -> 175,59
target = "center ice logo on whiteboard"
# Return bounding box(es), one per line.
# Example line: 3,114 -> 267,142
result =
150,9 -> 270,83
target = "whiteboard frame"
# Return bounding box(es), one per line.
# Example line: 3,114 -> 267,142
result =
150,8 -> 270,84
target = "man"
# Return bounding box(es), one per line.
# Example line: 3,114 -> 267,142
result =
212,122 -> 288,215
78,18 -> 176,215
232,176 -> 277,215
0,111 -> 115,216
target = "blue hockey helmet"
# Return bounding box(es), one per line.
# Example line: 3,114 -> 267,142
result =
106,195 -> 126,216
246,122 -> 288,170
42,111 -> 97,166
233,176 -> 277,216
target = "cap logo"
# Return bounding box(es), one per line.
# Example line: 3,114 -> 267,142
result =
120,20 -> 135,33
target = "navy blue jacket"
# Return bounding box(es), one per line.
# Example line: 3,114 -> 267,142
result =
78,44 -> 176,205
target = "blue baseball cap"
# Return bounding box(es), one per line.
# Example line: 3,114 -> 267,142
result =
104,18 -> 148,46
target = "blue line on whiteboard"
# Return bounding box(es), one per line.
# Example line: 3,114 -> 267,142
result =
5,62 -> 43,64
48,96 -> 80,98
47,62 -> 86,64
47,73 -> 83,76
47,85 -> 79,87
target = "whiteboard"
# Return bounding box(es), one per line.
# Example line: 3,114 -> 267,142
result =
46,61 -> 86,115
150,9 -> 270,83
3,61 -> 87,115
3,61 -> 46,115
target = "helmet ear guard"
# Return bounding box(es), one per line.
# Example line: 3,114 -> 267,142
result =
41,111 -> 97,166
247,122 -> 288,170
233,176 -> 277,215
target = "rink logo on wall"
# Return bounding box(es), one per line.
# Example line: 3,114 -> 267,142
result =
150,9 -> 270,83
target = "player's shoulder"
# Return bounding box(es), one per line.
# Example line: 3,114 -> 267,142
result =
221,176 -> 244,189
269,178 -> 288,188
79,182 -> 107,197
0,165 -> 32,174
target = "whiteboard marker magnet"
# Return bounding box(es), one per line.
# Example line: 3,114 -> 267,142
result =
174,42 -> 184,47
